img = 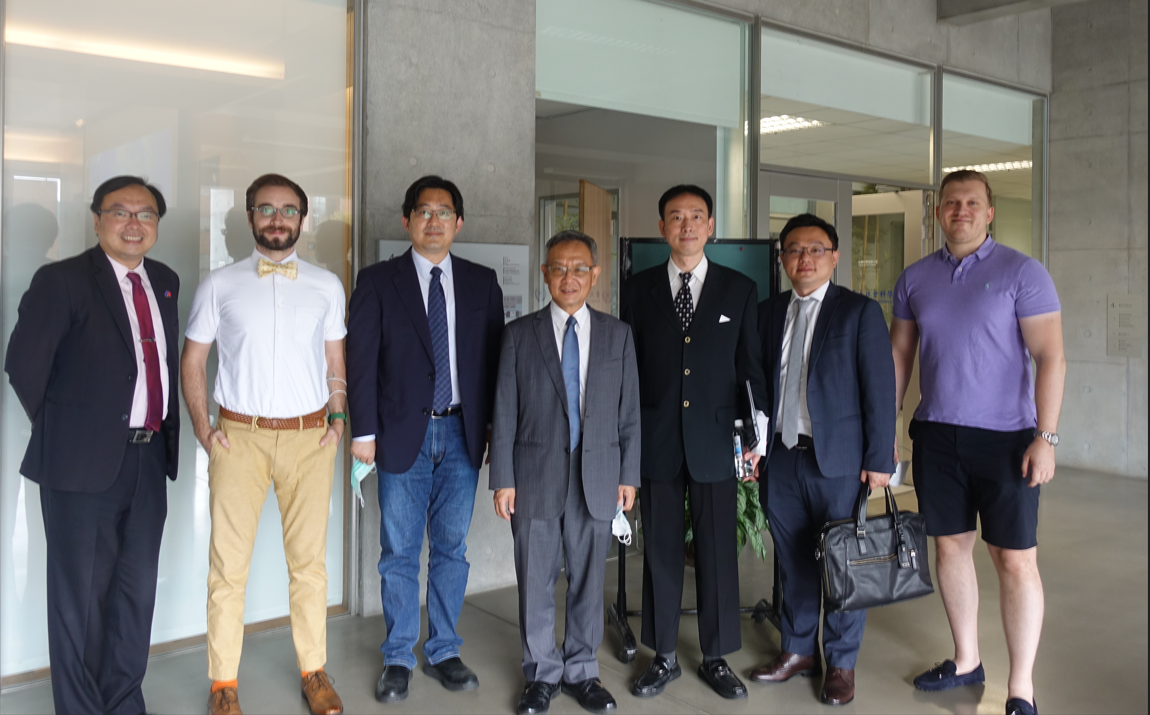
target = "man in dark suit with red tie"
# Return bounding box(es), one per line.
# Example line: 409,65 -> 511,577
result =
5,176 -> 180,715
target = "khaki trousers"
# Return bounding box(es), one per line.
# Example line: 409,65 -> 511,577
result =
206,416 -> 337,680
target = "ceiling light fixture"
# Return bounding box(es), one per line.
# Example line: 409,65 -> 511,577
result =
5,26 -> 284,79
760,115 -> 826,134
943,160 -> 1033,173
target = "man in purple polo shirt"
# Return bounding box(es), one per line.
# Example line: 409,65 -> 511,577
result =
891,170 -> 1065,715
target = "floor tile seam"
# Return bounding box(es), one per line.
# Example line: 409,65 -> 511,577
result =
460,600 -> 523,631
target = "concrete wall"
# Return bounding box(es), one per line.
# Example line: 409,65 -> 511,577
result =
712,0 -> 1052,91
358,0 -> 535,615
1048,0 -> 1148,478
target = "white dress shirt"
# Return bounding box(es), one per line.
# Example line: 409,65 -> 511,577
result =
665,254 -> 768,455
354,250 -> 461,443
666,255 -> 708,309
185,249 -> 347,418
776,279 -> 831,438
107,253 -> 169,427
549,300 -> 591,419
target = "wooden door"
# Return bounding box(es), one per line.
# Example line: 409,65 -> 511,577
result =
578,179 -> 612,313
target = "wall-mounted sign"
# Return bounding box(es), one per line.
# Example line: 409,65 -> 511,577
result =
1107,292 -> 1144,358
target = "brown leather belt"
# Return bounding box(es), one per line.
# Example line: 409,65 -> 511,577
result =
218,407 -> 327,430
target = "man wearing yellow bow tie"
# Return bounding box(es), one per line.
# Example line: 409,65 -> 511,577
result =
182,174 -> 348,715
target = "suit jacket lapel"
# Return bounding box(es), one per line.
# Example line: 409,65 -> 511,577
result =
690,263 -> 731,336
585,308 -> 609,403
533,309 -> 569,411
770,292 -> 790,420
144,260 -> 179,349
809,282 -> 841,370
647,270 -> 680,331
90,248 -> 135,357
392,249 -> 435,363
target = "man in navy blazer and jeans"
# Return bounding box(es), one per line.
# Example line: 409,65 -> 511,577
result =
5,176 -> 180,714
750,213 -> 896,707
347,175 -> 504,703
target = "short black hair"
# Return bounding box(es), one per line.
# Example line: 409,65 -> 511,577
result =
403,175 -> 464,221
246,174 -> 309,217
779,213 -> 838,250
545,229 -> 598,265
90,176 -> 167,218
658,184 -> 712,220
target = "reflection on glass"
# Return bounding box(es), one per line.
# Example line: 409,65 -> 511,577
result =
1,0 -> 351,678
942,74 -> 1045,258
761,27 -> 933,185
852,213 -> 904,324
535,0 -> 751,260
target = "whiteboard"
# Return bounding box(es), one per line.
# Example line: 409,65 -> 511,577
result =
378,241 -> 532,323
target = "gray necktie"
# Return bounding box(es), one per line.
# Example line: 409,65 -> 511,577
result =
781,297 -> 812,449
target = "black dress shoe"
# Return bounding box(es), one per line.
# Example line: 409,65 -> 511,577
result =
561,678 -> 617,714
698,658 -> 748,699
632,655 -> 682,697
517,681 -> 559,714
375,665 -> 412,703
422,657 -> 479,691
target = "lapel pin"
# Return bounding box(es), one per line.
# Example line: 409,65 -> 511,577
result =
164,290 -> 172,298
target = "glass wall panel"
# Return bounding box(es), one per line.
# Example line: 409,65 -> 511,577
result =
1,0 -> 351,677
942,74 -> 1046,258
760,27 -> 933,186
536,0 -> 750,313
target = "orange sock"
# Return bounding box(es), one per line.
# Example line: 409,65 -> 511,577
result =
211,679 -> 238,693
302,668 -> 323,678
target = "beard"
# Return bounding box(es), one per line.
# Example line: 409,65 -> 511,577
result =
253,225 -> 301,251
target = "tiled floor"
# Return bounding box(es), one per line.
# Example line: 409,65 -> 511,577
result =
2,467 -> 1146,714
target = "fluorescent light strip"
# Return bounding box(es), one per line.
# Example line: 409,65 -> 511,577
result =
943,160 -> 1033,173
760,115 -> 826,134
5,27 -> 284,79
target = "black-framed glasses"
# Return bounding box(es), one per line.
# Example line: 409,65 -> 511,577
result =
97,209 -> 159,224
546,264 -> 593,278
412,208 -> 456,221
251,205 -> 301,218
782,245 -> 830,258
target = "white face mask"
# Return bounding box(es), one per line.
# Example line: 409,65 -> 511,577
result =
612,504 -> 632,546
351,458 -> 376,506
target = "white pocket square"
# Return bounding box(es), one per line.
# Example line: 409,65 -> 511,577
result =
718,314 -> 731,323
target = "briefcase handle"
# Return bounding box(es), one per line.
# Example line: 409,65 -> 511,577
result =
851,484 -> 910,564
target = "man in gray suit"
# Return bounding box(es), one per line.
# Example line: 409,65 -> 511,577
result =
490,230 -> 641,715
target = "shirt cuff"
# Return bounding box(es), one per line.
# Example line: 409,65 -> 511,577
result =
751,410 -> 770,456
353,435 -> 375,442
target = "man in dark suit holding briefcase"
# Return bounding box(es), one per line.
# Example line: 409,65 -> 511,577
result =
750,213 -> 896,706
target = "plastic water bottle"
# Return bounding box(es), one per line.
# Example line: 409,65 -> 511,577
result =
733,419 -> 747,480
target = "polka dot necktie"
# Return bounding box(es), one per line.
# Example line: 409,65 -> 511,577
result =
674,272 -> 694,333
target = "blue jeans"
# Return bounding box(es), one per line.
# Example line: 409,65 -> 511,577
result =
378,414 -> 478,668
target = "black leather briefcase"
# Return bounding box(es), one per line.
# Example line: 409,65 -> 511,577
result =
815,485 -> 934,613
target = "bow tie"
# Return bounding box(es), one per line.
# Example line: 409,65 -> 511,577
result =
257,258 -> 297,280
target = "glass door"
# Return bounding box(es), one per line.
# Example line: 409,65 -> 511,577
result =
758,171 -> 852,290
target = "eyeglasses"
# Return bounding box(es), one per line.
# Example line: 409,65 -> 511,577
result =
97,209 -> 159,224
782,245 -> 831,258
412,208 -> 456,221
251,205 -> 301,218
546,264 -> 593,278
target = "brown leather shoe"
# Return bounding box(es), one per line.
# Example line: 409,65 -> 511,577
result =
301,670 -> 344,715
821,667 -> 855,706
749,651 -> 819,683
208,687 -> 243,715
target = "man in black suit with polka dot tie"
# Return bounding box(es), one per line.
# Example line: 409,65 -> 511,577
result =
620,185 -> 768,702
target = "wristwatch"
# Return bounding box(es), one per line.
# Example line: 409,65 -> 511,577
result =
1038,431 -> 1059,446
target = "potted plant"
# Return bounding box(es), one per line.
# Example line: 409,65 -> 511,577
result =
684,479 -> 770,561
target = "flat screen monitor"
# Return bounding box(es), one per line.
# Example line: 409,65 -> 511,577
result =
619,238 -> 782,309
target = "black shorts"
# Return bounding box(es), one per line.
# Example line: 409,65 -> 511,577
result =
910,419 -> 1039,550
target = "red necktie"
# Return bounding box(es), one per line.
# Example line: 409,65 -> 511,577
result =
126,273 -> 163,433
